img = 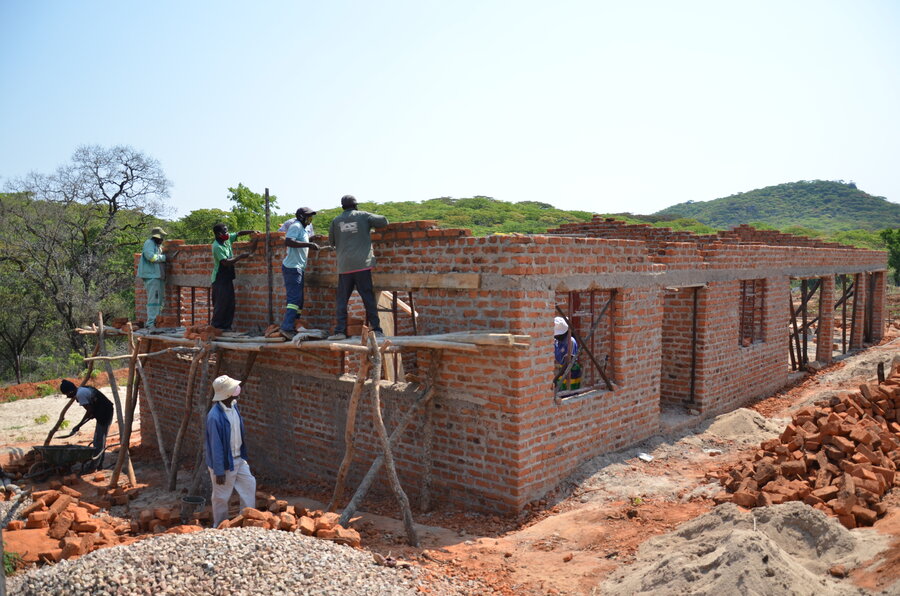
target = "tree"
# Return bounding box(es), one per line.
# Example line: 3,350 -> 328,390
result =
880,229 -> 900,285
170,208 -> 234,243
227,183 -> 278,232
0,261 -> 48,383
1,145 -> 171,354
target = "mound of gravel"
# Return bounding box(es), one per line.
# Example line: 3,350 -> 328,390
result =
601,502 -> 888,596
8,527 -> 472,596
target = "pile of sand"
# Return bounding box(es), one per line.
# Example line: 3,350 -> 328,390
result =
601,502 -> 887,596
700,408 -> 786,445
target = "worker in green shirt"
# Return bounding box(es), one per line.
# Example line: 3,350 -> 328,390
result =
211,223 -> 256,331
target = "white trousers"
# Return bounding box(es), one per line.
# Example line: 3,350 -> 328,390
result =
208,457 -> 256,527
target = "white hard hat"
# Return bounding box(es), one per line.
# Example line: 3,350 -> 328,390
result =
554,316 -> 568,336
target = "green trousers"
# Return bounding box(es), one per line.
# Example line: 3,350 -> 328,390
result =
143,277 -> 164,327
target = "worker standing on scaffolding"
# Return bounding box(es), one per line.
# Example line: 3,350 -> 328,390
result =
279,207 -> 322,340
138,226 -> 174,328
206,375 -> 256,527
327,195 -> 389,340
210,223 -> 256,331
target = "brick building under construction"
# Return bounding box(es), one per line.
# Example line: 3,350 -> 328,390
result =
135,217 -> 888,513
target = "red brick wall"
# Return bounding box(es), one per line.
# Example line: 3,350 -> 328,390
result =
137,220 -> 888,513
660,288 -> 696,407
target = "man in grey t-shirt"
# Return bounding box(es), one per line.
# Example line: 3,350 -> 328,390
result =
327,195 -> 388,339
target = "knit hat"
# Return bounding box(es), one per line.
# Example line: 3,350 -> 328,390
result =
212,375 -> 241,402
60,379 -> 77,395
553,316 -> 568,336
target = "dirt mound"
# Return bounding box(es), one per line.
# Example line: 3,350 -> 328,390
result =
601,502 -> 887,596
701,408 -> 786,444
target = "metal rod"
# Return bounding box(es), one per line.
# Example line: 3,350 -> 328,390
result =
841,276 -> 848,353
801,280 -> 809,364
789,290 -> 803,371
689,286 -> 699,404
265,188 -> 273,326
850,274 -> 860,348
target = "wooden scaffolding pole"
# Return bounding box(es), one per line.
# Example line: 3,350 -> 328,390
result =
100,313 -> 135,487
367,332 -> 418,546
168,342 -> 211,491
338,352 -> 439,527
134,341 -> 171,479
109,329 -> 143,488
327,340 -> 373,512
418,353 -> 438,512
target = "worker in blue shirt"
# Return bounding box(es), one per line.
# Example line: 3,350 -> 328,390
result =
205,375 -> 257,527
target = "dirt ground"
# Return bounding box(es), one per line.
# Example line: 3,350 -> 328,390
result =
3,335 -> 900,594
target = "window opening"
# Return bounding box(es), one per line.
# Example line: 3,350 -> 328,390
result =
177,286 -> 212,326
554,290 -> 615,398
739,279 -> 765,347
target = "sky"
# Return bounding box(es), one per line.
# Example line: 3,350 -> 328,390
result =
2,1 -> 899,219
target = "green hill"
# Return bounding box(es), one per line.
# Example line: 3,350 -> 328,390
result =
653,180 -> 900,232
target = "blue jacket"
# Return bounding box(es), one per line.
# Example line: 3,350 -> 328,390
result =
137,238 -> 166,279
205,402 -> 248,476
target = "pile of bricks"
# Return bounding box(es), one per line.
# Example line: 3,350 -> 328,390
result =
215,493 -> 361,548
132,505 -> 208,534
4,484 -> 131,562
715,365 -> 900,529
183,324 -> 223,340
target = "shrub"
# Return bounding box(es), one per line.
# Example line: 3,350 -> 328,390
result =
33,414 -> 50,425
36,383 -> 56,397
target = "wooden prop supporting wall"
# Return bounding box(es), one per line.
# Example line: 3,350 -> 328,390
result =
327,338 -> 373,512
134,340 -> 172,479
366,333 -> 419,546
99,313 -> 135,487
168,343 -> 211,491
337,349 -> 440,530
110,326 -> 143,487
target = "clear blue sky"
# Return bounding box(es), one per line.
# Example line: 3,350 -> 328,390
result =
2,1 -> 899,218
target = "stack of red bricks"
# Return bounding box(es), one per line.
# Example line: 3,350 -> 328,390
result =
4,484 -> 131,562
132,505 -> 209,534
215,493 -> 361,548
715,367 -> 900,529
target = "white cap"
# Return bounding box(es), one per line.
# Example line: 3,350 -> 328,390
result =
212,375 -> 241,402
554,316 -> 568,336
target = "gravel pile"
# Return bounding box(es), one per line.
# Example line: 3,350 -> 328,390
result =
8,527 -> 475,596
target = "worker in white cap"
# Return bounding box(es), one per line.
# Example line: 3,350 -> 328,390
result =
553,316 -> 582,391
206,374 -> 256,527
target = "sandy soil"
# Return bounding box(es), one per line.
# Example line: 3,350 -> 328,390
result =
0,387 -> 140,460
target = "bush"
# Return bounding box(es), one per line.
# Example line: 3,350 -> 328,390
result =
36,383 -> 56,397
33,414 -> 50,424
59,420 -> 70,430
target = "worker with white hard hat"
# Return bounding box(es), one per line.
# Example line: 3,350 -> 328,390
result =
553,316 -> 582,392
